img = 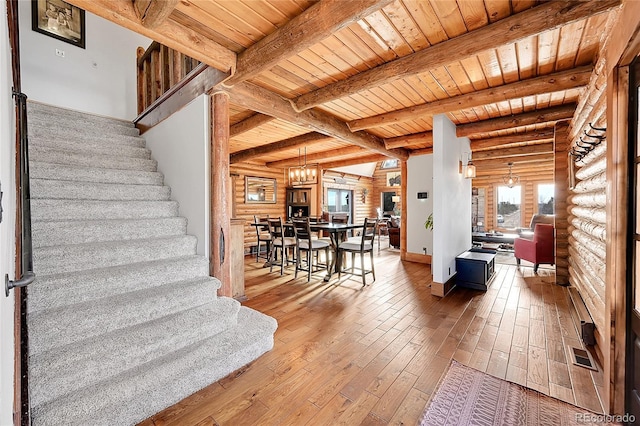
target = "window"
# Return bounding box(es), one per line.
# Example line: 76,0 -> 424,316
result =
380,159 -> 399,169
537,183 -> 555,214
496,186 -> 521,228
327,189 -> 351,214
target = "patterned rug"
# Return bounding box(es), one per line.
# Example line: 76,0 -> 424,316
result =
420,361 -> 619,425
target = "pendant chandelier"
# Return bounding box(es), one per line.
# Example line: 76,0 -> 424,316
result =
288,147 -> 317,186
503,162 -> 519,188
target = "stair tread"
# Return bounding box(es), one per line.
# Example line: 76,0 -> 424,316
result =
27,255 -> 210,314
29,296 -> 240,407
32,217 -> 187,248
31,179 -> 171,201
31,307 -> 277,426
33,234 -> 198,275
30,162 -> 164,185
31,199 -> 179,220
29,136 -> 151,158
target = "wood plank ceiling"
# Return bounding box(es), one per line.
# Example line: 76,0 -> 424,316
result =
74,0 -> 622,175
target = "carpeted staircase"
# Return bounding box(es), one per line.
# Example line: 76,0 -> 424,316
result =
26,101 -> 277,425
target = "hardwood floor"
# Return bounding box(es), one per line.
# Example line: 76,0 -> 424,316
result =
141,248 -> 605,425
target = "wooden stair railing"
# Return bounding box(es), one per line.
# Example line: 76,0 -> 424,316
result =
136,41 -> 201,115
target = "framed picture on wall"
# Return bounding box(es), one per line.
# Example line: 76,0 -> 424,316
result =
386,171 -> 401,187
32,0 -> 86,49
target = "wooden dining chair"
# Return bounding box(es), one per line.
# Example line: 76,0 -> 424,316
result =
267,217 -> 297,275
292,217 -> 330,282
253,214 -> 271,262
337,218 -> 378,286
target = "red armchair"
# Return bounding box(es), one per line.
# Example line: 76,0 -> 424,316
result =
514,223 -> 555,272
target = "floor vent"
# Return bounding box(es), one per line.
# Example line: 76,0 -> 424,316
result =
568,346 -> 597,371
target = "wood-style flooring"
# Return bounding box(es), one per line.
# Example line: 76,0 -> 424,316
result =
141,247 -> 605,425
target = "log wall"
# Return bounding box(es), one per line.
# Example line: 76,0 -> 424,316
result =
230,163 -> 287,254
567,56 -> 608,356
373,162 -> 401,215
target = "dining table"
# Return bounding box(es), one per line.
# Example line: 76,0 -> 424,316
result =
250,220 -> 365,281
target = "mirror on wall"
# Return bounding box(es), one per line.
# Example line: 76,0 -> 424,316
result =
245,176 -> 277,204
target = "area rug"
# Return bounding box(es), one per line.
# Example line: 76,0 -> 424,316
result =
494,251 -> 554,270
420,360 -> 619,425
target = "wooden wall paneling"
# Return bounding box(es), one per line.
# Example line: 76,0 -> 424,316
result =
372,161 -> 401,216
230,163 -> 286,254
554,121 -> 571,284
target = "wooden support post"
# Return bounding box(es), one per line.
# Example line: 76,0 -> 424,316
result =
210,92 -> 232,296
399,160 -> 408,261
554,120 -> 570,285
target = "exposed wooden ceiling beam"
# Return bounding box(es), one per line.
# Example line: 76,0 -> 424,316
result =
230,113 -> 274,137
320,154 -> 388,169
348,66 -> 592,131
221,82 -> 410,160
409,148 -> 433,156
292,0 -> 619,111
473,153 -> 553,167
472,143 -> 553,160
385,131 -> 433,149
470,129 -> 555,151
230,132 -> 333,164
224,0 -> 393,86
266,146 -> 368,168
69,0 -> 235,72
133,0 -> 179,29
456,104 -> 576,138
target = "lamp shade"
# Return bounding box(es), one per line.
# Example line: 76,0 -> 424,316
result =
391,195 -> 400,203
465,161 -> 476,178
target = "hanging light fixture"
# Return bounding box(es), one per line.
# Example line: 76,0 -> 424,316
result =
465,153 -> 476,179
503,162 -> 519,188
288,147 -> 318,186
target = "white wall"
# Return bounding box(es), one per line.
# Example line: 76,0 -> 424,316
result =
144,95 -> 210,257
1,2 -> 16,423
18,1 -> 150,120
432,114 -> 472,285
406,154 -> 433,255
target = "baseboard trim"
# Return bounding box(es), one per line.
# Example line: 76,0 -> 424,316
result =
432,276 -> 456,297
404,252 -> 431,264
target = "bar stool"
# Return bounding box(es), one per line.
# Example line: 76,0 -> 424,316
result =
253,215 -> 271,262
292,217 -> 330,282
267,217 -> 297,275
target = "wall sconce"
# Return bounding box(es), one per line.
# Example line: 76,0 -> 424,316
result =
459,152 -> 476,179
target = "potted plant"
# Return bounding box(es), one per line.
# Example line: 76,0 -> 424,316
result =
424,213 -> 433,231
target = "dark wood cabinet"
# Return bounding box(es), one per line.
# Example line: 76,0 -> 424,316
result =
286,188 -> 311,219
455,251 -> 495,291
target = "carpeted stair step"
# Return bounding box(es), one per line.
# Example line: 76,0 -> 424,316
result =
28,277 -> 230,357
27,255 -> 211,314
31,199 -> 179,221
29,296 -> 240,408
31,179 -> 171,201
30,307 -> 277,426
30,162 -> 164,185
30,145 -> 157,171
28,135 -> 151,158
28,107 -> 140,137
28,102 -> 137,129
33,235 -> 197,275
29,128 -> 146,148
32,217 -> 187,248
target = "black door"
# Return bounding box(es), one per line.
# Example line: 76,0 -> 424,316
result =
627,58 -> 640,423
